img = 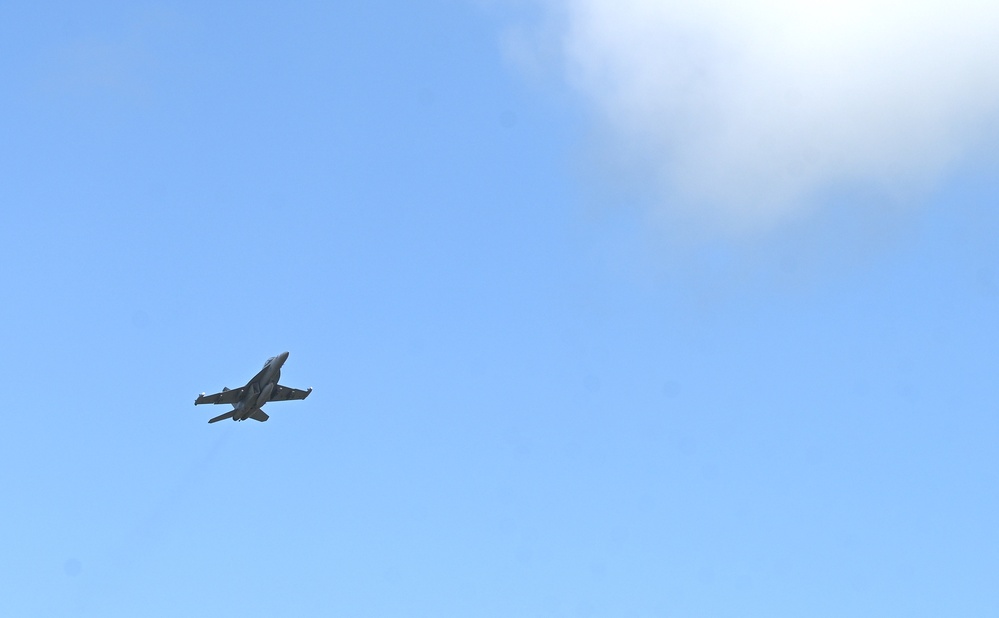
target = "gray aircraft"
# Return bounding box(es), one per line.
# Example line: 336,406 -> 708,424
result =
195,351 -> 312,423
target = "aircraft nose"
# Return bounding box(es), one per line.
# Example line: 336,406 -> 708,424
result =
279,351 -> 290,362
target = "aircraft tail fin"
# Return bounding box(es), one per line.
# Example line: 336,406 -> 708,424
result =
223,388 -> 239,410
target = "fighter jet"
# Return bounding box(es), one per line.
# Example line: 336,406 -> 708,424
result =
195,351 -> 312,423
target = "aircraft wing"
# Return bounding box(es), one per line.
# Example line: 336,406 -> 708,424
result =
268,385 -> 313,402
195,387 -> 245,406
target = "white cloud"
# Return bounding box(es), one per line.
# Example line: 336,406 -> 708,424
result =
540,0 -> 999,231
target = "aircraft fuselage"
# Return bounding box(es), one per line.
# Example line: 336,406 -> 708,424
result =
232,351 -> 288,420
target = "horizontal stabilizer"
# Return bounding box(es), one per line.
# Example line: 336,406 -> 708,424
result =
208,410 -> 236,424
249,409 -> 269,422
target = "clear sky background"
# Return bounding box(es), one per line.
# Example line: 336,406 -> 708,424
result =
3,2 -> 999,616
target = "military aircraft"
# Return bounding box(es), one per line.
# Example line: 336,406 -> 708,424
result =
195,351 -> 312,423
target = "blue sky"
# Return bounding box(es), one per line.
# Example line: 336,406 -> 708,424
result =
3,2 -> 999,616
